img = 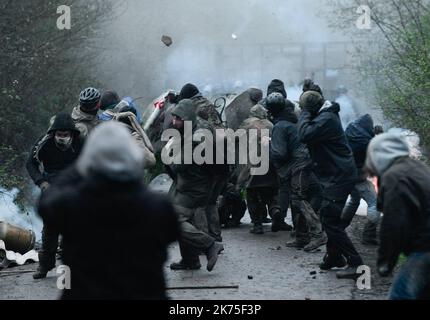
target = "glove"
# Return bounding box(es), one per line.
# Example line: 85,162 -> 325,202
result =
40,181 -> 50,192
303,79 -> 314,92
377,262 -> 391,277
167,92 -> 180,104
303,79 -> 323,96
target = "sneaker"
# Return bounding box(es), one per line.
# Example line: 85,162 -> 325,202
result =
170,260 -> 201,271
336,266 -> 361,280
206,242 -> 224,272
285,239 -> 309,249
262,217 -> 272,224
304,234 -> 328,252
250,224 -> 264,235
33,269 -> 48,280
271,210 -> 293,232
272,221 -> 293,232
319,254 -> 347,271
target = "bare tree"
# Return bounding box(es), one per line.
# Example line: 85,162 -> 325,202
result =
0,0 -> 123,205
327,0 -> 430,153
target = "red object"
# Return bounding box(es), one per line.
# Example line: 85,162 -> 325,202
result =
154,100 -> 165,110
371,177 -> 379,194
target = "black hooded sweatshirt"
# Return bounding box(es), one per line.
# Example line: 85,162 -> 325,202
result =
298,102 -> 357,199
345,114 -> 375,179
26,113 -> 83,186
270,108 -> 312,180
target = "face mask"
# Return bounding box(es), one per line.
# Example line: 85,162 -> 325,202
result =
55,136 -> 72,150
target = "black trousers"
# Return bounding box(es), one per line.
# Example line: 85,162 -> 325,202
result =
290,170 -> 324,240
278,179 -> 290,222
246,187 -> 280,225
38,223 -> 59,271
320,193 -> 363,267
206,175 -> 227,241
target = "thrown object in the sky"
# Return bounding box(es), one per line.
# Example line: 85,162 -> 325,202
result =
231,33 -> 238,40
161,35 -> 173,47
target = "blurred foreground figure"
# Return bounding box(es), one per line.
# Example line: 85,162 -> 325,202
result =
366,132 -> 430,300
38,122 -> 179,300
27,113 -> 83,279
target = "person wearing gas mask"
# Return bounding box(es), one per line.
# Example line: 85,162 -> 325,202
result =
298,85 -> 364,279
72,87 -> 101,139
26,113 -> 83,279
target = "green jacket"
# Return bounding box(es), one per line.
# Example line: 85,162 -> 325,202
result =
169,99 -> 214,208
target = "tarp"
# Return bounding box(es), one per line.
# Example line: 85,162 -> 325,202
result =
0,239 -> 38,270
224,88 -> 263,130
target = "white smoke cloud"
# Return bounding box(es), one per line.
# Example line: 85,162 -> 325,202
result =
0,188 -> 43,241
96,0 -> 348,101
336,94 -> 357,128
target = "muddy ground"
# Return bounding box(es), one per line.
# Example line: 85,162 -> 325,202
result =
0,205 -> 394,300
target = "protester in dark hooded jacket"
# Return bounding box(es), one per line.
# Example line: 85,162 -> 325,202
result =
366,131 -> 430,300
267,79 -> 287,98
165,99 -> 224,272
38,122 -> 179,300
268,93 -> 326,250
177,83 -> 227,242
342,114 -> 381,245
298,90 -> 363,279
260,80 -> 296,231
27,113 -> 83,280
27,113 -> 82,189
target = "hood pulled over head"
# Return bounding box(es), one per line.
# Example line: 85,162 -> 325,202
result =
48,112 -> 80,136
250,104 -> 268,120
267,79 -> 287,99
178,83 -> 200,102
76,122 -> 144,182
171,99 -> 197,123
365,131 -> 410,176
